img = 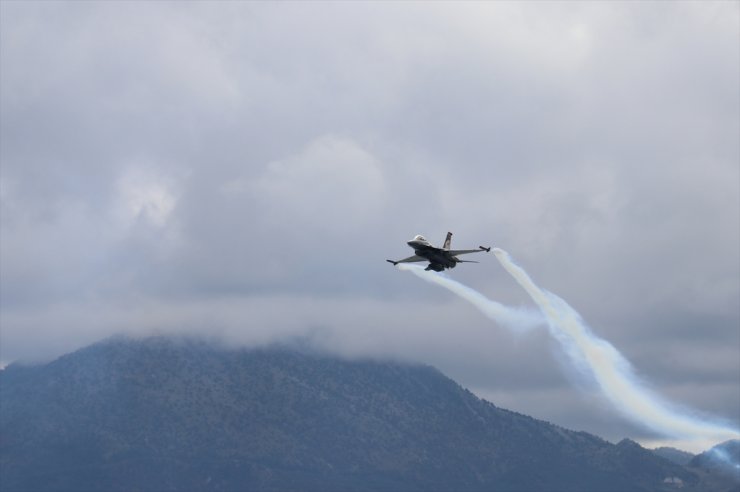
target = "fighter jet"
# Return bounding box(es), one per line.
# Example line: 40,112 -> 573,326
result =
387,232 -> 491,272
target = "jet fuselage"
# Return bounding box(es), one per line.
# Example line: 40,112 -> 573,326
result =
387,233 -> 490,271
406,238 -> 456,271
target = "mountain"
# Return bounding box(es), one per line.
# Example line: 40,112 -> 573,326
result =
689,440 -> 740,486
0,336 -> 719,491
653,447 -> 695,466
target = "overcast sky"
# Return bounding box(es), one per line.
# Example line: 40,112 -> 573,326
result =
1,1 -> 738,451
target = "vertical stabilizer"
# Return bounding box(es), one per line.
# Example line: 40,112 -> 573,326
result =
443,232 -> 452,250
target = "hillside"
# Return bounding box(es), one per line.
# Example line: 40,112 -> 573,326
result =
689,440 -> 740,488
653,447 -> 695,466
0,336 -> 715,491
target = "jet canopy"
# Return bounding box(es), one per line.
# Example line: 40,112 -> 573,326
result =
413,235 -> 427,242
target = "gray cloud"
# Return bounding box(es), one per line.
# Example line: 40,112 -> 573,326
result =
1,1 -> 738,450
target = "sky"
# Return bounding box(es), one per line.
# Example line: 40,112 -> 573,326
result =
1,1 -> 738,452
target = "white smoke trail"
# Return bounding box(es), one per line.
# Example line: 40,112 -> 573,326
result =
710,446 -> 740,471
492,248 -> 739,447
398,251 -> 740,451
397,264 -> 543,331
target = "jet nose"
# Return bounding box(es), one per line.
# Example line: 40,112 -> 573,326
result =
407,240 -> 416,247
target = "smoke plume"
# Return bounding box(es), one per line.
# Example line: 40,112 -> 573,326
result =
397,264 -> 543,332
399,249 -> 740,452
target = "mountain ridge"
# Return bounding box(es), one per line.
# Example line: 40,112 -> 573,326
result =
0,336 -> 728,491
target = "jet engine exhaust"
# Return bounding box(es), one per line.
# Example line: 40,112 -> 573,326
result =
398,249 -> 740,452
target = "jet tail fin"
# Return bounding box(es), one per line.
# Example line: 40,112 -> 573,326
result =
443,232 -> 452,250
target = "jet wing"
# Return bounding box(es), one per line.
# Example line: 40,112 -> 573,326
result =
448,246 -> 491,255
386,255 -> 426,265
